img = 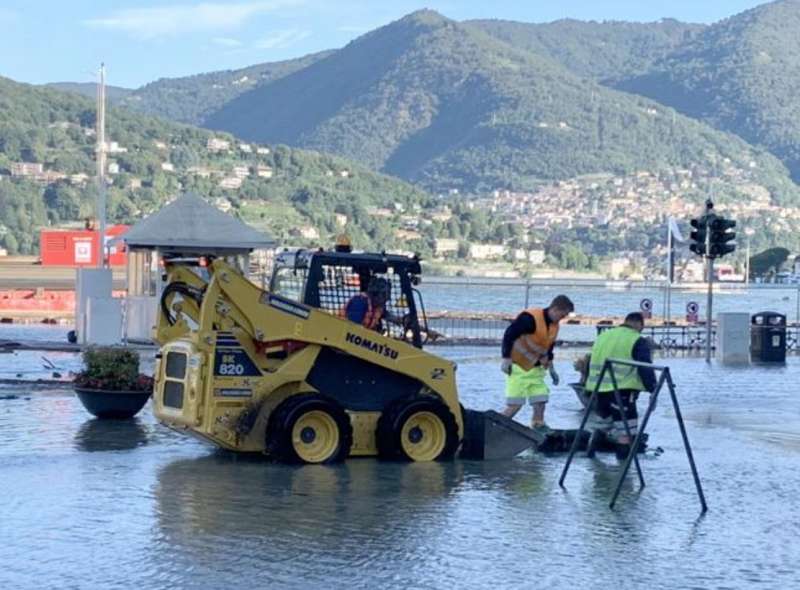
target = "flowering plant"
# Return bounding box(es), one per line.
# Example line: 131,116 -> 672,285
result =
73,348 -> 154,392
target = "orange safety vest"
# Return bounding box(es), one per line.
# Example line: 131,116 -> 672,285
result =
510,307 -> 560,371
341,293 -> 384,330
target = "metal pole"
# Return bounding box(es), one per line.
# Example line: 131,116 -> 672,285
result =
608,364 -> 646,488
609,371 -> 666,509
745,236 -> 750,287
96,63 -> 107,268
664,370 -> 708,513
666,225 -> 672,345
796,285 -> 799,327
706,257 -> 713,363
524,277 -> 531,309
558,364 -> 606,488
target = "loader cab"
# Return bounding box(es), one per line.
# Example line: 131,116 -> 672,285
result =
270,249 -> 429,348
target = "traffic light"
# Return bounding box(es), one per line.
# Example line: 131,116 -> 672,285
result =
709,217 -> 736,258
689,215 -> 709,256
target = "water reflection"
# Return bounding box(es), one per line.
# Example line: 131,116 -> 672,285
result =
74,418 -> 148,452
155,455 -> 466,539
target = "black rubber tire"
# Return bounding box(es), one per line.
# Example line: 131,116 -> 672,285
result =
265,394 -> 353,464
376,394 -> 459,461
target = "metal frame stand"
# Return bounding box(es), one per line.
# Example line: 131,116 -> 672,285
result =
558,358 -> 707,513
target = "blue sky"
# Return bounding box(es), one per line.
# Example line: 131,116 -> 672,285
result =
0,0 -> 767,88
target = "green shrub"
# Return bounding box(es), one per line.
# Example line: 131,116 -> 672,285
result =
74,347 -> 151,391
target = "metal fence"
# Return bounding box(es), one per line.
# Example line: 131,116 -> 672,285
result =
424,314 -> 800,352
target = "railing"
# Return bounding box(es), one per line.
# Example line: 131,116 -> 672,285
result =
423,314 -> 800,351
597,324 -> 717,351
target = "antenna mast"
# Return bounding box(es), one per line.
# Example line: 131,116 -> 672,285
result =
96,63 -> 107,268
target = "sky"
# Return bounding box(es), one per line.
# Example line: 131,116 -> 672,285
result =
0,0 -> 769,89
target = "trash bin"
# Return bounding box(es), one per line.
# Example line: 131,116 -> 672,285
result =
751,312 -> 786,363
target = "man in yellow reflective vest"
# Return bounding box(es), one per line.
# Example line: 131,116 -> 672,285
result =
500,294 -> 575,430
585,312 -> 656,457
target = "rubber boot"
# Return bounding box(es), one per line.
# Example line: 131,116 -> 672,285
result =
586,430 -> 601,458
614,442 -> 632,461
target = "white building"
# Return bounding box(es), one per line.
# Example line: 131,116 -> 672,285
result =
187,166 -> 212,178
214,197 -> 232,213
219,176 -> 243,189
434,238 -> 459,255
297,226 -> 320,240
513,249 -> 545,264
469,243 -> 507,260
10,162 -> 44,177
255,166 -> 273,178
207,138 -> 231,152
232,166 -> 250,179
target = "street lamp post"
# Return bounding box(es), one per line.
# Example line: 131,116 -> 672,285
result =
745,227 -> 755,285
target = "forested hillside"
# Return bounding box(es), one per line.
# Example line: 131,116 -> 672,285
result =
615,0 -> 800,182
202,10 -> 797,201
119,51 -> 333,126
0,76 -> 433,255
470,18 -> 703,83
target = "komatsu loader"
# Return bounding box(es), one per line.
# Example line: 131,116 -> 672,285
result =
151,247 -> 555,463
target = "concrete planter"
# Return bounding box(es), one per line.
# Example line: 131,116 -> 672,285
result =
74,386 -> 151,419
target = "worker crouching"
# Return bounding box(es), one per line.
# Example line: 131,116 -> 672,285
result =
500,295 -> 574,431
585,312 -> 656,459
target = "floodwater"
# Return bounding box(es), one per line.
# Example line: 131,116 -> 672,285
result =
2,329 -> 799,589
420,280 -> 800,322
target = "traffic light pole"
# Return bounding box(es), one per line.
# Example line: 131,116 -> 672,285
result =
688,199 -> 734,363
706,257 -> 714,364
705,221 -> 714,363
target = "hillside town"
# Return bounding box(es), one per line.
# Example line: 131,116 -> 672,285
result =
5,129 -> 800,281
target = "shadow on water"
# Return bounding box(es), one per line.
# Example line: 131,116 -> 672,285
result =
74,418 -> 149,452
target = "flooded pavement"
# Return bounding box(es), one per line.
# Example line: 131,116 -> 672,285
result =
2,345 -> 800,589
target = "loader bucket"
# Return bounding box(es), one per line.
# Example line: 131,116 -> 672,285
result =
459,409 -> 650,459
460,409 -> 545,460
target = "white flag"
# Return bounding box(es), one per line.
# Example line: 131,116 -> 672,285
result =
668,217 -> 686,244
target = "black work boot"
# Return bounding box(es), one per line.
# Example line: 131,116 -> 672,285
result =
586,430 -> 601,458
614,442 -> 632,461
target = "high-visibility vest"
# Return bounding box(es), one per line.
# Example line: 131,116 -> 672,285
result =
586,326 -> 645,393
341,293 -> 383,330
511,308 -> 559,371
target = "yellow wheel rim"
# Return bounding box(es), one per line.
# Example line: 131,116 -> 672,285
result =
291,410 -> 340,463
400,411 -> 446,461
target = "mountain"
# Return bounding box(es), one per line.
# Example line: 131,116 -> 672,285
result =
119,51 -> 333,126
201,10 -> 797,200
615,0 -> 800,182
0,76 -> 431,255
47,82 -> 133,101
469,18 -> 704,83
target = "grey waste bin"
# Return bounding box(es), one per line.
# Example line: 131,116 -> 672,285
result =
751,312 -> 786,363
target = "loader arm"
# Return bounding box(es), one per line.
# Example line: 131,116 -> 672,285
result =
154,265 -> 209,345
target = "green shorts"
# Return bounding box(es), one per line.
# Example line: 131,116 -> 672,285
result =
505,364 -> 549,405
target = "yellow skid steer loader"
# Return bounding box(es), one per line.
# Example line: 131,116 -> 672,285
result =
152,248 -> 546,463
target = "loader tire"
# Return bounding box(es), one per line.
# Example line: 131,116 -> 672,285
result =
377,394 -> 459,462
266,394 -> 353,464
